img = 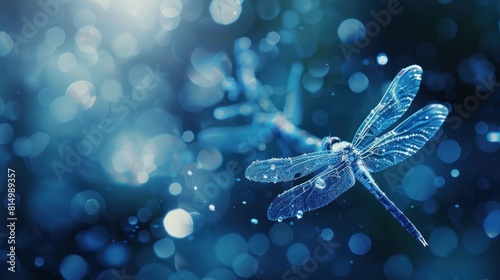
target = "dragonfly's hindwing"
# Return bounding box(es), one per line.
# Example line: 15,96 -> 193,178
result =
361,104 -> 449,172
267,162 -> 355,220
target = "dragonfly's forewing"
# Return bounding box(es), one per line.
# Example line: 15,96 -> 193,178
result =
267,162 -> 355,220
352,65 -> 423,150
245,150 -> 343,183
360,104 -> 449,173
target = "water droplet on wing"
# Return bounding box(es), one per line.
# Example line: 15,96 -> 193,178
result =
263,174 -> 268,179
315,178 -> 326,189
271,176 -> 278,183
270,164 -> 276,170
296,210 -> 303,219
277,216 -> 283,222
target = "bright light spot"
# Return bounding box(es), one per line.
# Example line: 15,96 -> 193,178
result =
57,52 -> 77,73
75,26 -> 102,53
128,216 -> 138,225
45,27 -> 66,48
233,253 -> 258,278
66,80 -> 96,110
486,131 -> 500,142
286,243 -> 309,265
269,223 -> 293,246
197,148 -> 223,171
73,9 -> 97,28
154,237 -> 176,258
321,228 -> 334,241
437,139 -> 461,163
337,18 -> 365,44
0,123 -> 14,144
137,172 -> 149,184
266,31 -> 280,45
434,176 -> 445,187
159,14 -> 181,30
403,165 -> 437,201
209,0 -> 243,25
34,257 -> 44,267
112,150 -> 134,173
209,204 -> 215,211
163,208 -> 193,238
302,72 -> 323,93
112,33 -> 139,59
0,31 -> 13,57
215,233 -> 248,265
348,232 -> 371,255
59,255 -> 88,280
348,72 -> 369,93
377,53 -> 388,66
429,226 -> 457,257
49,96 -> 77,123
483,210 -> 500,238
308,56 -> 329,78
248,233 -> 269,256
84,199 -> 100,215
451,169 -> 460,177
169,182 -> 182,196
100,79 -> 123,102
475,121 -> 488,135
189,47 -> 230,88
12,137 -> 33,157
161,0 -> 182,18
182,130 -> 195,142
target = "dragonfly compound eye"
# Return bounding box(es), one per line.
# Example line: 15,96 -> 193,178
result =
321,137 -> 341,150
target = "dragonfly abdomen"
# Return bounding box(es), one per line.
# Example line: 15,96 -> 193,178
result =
353,161 -> 428,247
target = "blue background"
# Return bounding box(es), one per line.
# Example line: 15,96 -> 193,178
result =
0,0 -> 499,279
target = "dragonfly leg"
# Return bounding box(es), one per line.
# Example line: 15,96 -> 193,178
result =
355,163 -> 428,247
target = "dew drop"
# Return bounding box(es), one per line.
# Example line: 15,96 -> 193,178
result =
315,178 -> 326,189
263,174 -> 268,179
270,164 -> 276,170
271,176 -> 278,183
277,217 -> 283,222
296,210 -> 303,219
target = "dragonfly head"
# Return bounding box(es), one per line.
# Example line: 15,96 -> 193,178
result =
321,136 -> 341,151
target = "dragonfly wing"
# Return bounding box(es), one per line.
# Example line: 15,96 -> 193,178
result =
352,65 -> 423,150
360,104 -> 449,173
245,150 -> 343,183
267,162 -> 355,220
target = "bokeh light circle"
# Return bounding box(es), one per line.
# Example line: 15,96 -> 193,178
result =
163,208 -> 194,238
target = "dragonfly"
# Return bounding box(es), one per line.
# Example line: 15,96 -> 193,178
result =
245,65 -> 449,246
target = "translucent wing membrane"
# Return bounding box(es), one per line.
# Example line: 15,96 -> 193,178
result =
245,150 -> 343,183
267,162 -> 355,220
360,104 -> 449,173
352,65 -> 423,150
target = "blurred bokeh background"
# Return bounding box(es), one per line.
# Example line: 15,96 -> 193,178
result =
1,0 -> 500,279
